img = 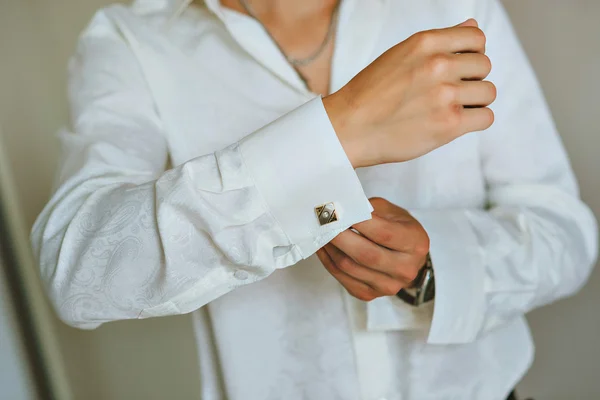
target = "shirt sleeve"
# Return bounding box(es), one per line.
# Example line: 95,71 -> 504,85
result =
30,10 -> 372,329
366,0 -> 598,343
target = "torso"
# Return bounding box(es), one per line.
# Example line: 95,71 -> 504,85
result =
102,1 -> 533,398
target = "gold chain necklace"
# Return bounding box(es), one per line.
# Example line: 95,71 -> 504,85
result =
238,0 -> 340,67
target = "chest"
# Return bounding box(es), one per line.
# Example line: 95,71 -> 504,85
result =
119,4 -> 487,210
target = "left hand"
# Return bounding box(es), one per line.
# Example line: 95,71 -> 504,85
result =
316,197 -> 430,301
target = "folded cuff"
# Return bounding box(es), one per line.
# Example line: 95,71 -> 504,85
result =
239,96 -> 373,259
408,209 -> 486,344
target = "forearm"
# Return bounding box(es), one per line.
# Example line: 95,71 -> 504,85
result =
411,184 -> 597,344
32,98 -> 373,329
32,144 -> 289,328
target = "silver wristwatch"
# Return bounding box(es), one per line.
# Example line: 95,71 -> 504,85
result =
396,253 -> 435,306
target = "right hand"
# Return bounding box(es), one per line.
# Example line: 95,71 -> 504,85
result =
317,197 -> 430,301
323,19 -> 496,168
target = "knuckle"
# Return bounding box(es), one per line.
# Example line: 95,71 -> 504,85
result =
468,26 -> 487,48
415,234 -> 431,257
450,105 -> 463,126
358,247 -> 381,267
369,197 -> 386,208
435,83 -> 458,105
347,288 -> 362,300
427,54 -> 452,77
352,288 -> 377,302
482,54 -> 492,75
381,281 -> 403,296
475,28 -> 487,48
440,105 -> 462,131
337,256 -> 356,272
373,225 -> 394,247
402,264 -> 421,282
414,31 -> 436,50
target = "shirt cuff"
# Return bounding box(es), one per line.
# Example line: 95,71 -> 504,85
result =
408,209 -> 486,344
365,294 -> 434,332
239,96 -> 373,259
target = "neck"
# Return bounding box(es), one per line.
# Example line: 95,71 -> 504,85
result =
220,0 -> 338,21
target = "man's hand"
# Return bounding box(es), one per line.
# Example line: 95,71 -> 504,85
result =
324,19 -> 496,168
316,198 -> 430,301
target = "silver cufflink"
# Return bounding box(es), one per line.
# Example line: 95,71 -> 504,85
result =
315,202 -> 337,226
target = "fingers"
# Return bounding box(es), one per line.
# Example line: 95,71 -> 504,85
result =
412,17 -> 484,56
460,107 -> 495,133
455,18 -> 478,28
352,215 -> 424,254
457,80 -> 497,107
324,244 -> 405,296
316,248 -> 379,301
330,228 -> 396,273
429,25 -> 486,54
453,53 -> 492,80
368,197 -> 412,220
330,228 -> 420,282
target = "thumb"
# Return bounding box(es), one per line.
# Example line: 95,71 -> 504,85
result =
456,18 -> 479,27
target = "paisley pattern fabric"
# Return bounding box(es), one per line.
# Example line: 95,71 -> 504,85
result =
31,0 -> 597,399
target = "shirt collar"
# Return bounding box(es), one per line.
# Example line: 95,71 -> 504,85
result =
165,0 -> 224,21
203,0 -> 225,16
142,0 -> 387,95
164,0 -> 386,22
129,0 -> 213,21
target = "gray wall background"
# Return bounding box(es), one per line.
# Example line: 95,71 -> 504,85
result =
0,257 -> 35,400
503,2 -> 600,398
0,1 -> 598,399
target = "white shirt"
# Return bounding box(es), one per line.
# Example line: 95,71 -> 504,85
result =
31,0 -> 598,399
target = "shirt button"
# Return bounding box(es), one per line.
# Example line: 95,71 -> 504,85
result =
234,270 -> 249,281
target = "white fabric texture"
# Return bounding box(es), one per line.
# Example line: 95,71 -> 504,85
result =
30,0 -> 598,399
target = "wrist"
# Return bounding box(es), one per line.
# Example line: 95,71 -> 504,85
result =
322,93 -> 366,169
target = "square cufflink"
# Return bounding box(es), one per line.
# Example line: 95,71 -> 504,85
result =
315,202 -> 337,226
